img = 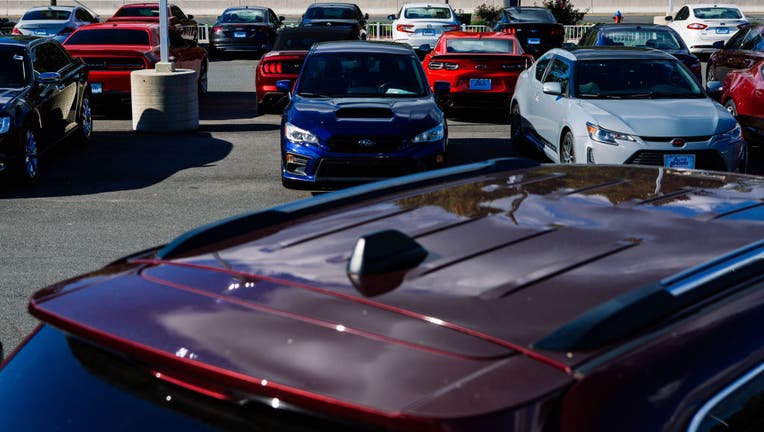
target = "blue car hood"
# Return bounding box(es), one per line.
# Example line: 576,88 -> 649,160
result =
286,96 -> 442,140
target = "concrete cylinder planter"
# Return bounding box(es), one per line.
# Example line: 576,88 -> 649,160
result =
131,68 -> 198,133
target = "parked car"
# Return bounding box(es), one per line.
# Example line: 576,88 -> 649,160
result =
256,27 -> 358,113
0,35 -> 91,183
577,23 -> 702,82
388,2 -> 460,56
3,158 -> 764,431
299,2 -> 369,40
492,6 -> 564,58
279,41 -> 448,190
63,22 -> 209,105
707,24 -> 764,84
719,59 -> 764,148
0,17 -> 15,35
666,3 -> 748,57
420,31 -> 533,110
510,47 -> 746,172
11,5 -> 98,42
208,6 -> 284,58
106,2 -> 198,41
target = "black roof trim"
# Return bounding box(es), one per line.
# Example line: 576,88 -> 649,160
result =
156,158 -> 540,260
535,240 -> 764,352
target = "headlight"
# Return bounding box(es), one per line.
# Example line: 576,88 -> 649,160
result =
284,122 -> 319,145
412,122 -> 445,144
716,124 -> 742,143
0,116 -> 9,135
586,122 -> 636,145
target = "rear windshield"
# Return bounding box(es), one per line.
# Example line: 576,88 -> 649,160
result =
404,7 -> 452,19
65,29 -> 151,46
692,7 -> 743,19
304,6 -> 357,20
575,59 -> 703,99
299,52 -> 428,97
114,6 -> 158,18
22,9 -> 71,21
503,8 -> 556,23
0,49 -> 28,87
273,30 -> 356,50
446,38 -> 514,53
220,9 -> 266,24
600,29 -> 683,50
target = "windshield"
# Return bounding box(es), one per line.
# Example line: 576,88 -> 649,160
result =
575,59 -> 703,99
65,29 -> 151,46
404,7 -> 452,19
299,52 -> 428,97
221,9 -> 266,23
600,30 -> 684,50
503,8 -> 556,23
446,38 -> 514,53
273,30 -> 355,50
114,7 -> 158,18
304,7 -> 356,20
0,51 -> 28,88
693,7 -> 743,19
22,10 -> 71,21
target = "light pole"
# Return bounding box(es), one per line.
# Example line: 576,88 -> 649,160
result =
157,0 -> 174,72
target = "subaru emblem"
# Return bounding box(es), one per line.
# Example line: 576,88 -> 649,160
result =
358,139 -> 375,147
671,138 -> 685,148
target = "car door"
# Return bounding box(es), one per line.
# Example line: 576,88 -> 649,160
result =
537,57 -> 572,158
738,29 -> 764,70
522,54 -> 552,140
31,40 -> 81,145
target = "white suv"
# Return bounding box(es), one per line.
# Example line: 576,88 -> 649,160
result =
388,2 -> 460,52
666,3 -> 748,55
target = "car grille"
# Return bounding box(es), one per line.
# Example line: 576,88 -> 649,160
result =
316,158 -> 417,179
84,57 -> 146,71
625,150 -> 727,171
326,136 -> 404,153
639,135 -> 713,142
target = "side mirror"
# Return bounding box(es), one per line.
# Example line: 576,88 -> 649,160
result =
706,80 -> 723,100
665,16 -> 673,21
38,71 -> 61,84
187,14 -> 194,20
387,14 -> 396,20
433,81 -> 450,94
418,44 -> 432,54
276,80 -> 292,92
542,81 -> 562,95
712,40 -> 725,49
562,42 -> 577,50
279,16 -> 285,22
364,13 -> 369,20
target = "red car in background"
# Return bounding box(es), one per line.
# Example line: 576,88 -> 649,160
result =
63,22 -> 208,105
255,26 -> 356,113
421,31 -> 533,111
106,2 -> 198,41
720,58 -> 764,148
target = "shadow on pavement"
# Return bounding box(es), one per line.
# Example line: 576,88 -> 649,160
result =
201,91 -> 258,120
447,138 -> 513,166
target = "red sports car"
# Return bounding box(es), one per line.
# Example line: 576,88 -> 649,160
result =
106,2 -> 198,41
422,31 -> 533,110
63,22 -> 209,104
255,26 -> 356,113
720,59 -> 764,147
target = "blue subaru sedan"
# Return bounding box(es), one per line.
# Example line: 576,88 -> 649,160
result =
279,41 -> 448,190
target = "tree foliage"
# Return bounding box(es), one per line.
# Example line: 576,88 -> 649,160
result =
543,0 -> 588,25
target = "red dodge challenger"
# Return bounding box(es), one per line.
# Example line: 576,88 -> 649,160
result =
63,22 -> 209,104
421,31 -> 533,110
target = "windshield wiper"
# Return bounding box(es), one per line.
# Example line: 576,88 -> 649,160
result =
298,92 -> 332,98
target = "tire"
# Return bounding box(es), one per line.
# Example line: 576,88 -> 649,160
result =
15,125 -> 40,183
198,61 -> 209,97
560,130 -> 576,164
724,99 -> 738,117
257,100 -> 270,115
74,93 -> 93,145
510,103 -> 531,157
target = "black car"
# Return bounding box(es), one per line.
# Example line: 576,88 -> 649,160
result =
0,35 -> 91,183
578,23 -> 703,82
492,6 -> 564,58
208,6 -> 284,57
299,2 -> 369,40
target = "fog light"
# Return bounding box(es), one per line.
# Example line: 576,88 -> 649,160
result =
285,153 -> 310,175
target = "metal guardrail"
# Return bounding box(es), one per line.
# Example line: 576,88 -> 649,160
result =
196,23 -> 594,46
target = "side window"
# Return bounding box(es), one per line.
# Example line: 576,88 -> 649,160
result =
689,363 -> 764,432
726,28 -> 749,49
33,42 -> 72,74
675,7 -> 689,21
534,57 -> 552,81
171,6 -> 185,20
543,58 -> 571,95
741,32 -> 761,51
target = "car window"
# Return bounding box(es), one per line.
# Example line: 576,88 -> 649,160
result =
445,38 -> 514,53
0,48 -> 28,87
22,9 -> 71,20
269,10 -> 279,26
543,58 -> 570,94
75,9 -> 93,22
222,9 -> 265,23
404,7 -> 452,19
692,7 -> 743,20
534,56 -> 552,81
65,29 -> 151,46
114,7 -> 158,18
575,59 -> 702,98
725,28 -> 749,49
305,7 -> 358,20
171,6 -> 186,20
601,30 -> 682,49
504,8 -> 556,23
675,7 -> 689,21
33,41 -> 72,73
272,29 -> 356,50
741,32 -> 761,51
689,362 -> 764,432
299,52 -> 427,97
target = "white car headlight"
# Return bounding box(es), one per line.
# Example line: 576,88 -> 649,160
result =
716,124 -> 742,143
285,122 -> 319,145
0,116 -> 10,135
586,122 -> 636,145
412,122 -> 445,144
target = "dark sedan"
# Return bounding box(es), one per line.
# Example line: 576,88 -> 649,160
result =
299,2 -> 369,40
493,6 -> 564,58
578,23 -> 702,82
209,6 -> 284,58
707,24 -> 764,84
0,35 -> 91,184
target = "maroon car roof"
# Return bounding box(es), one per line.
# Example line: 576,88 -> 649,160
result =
29,162 -> 764,427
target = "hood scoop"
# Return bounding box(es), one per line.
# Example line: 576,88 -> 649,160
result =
336,107 -> 394,119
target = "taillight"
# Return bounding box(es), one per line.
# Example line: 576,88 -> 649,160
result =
428,61 -> 443,70
261,61 -> 282,74
443,24 -> 460,32
212,25 -> 223,33
550,27 -> 564,36
687,23 -> 707,30
11,27 -> 20,35
397,24 -> 415,33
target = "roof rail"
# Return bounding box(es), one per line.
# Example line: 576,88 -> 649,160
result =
535,240 -> 764,352
156,158 -> 539,259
